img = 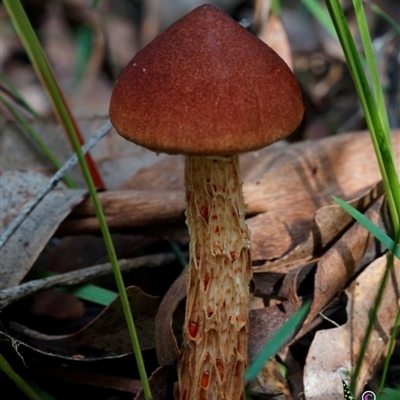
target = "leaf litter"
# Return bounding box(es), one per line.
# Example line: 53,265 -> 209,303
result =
8,286 -> 160,358
1,123 -> 399,398
2,129 -> 400,397
0,170 -> 86,290
1,0 -> 399,396
304,254 -> 400,399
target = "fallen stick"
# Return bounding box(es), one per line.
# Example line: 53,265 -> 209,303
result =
56,182 -> 269,235
0,252 -> 186,309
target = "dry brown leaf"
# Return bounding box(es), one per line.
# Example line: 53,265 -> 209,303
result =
255,181 -> 384,273
249,300 -> 299,361
122,155 -> 185,191
240,194 -> 391,368
155,268 -> 301,368
258,9 -> 294,70
0,171 -> 86,290
248,357 -> 293,400
58,190 -> 186,235
30,291 -> 85,320
303,254 -> 400,399
0,329 -> 146,396
155,270 -> 186,366
8,286 -> 159,358
293,195 -> 391,338
60,131 -> 399,242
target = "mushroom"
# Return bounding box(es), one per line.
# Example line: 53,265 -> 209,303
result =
109,4 -> 304,400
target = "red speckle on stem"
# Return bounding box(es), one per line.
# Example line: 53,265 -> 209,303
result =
201,371 -> 210,388
215,226 -> 220,234
199,205 -> 209,223
230,251 -> 236,261
212,184 -> 218,192
216,359 -> 224,380
211,214 -> 217,220
207,311 -> 213,318
204,273 -> 210,291
188,320 -> 199,338
234,362 -> 241,377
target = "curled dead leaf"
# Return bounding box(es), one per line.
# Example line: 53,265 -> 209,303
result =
303,254 -> 400,399
6,286 -> 159,359
0,171 -> 86,290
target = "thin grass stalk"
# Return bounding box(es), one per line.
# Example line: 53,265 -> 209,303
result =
271,0 -> 281,16
350,250 -> 396,394
325,0 -> 400,395
0,71 -> 43,120
369,3 -> 400,34
325,0 -> 400,233
332,196 -> 400,259
73,25 -> 93,88
301,0 -> 337,39
91,0 -> 103,9
377,226 -> 400,393
380,294 -> 400,391
3,2 -> 152,398
3,0 -> 104,190
0,95 -> 76,189
0,353 -> 44,400
352,0 -> 392,150
168,241 -> 188,269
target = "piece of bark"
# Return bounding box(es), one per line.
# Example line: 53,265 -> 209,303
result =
59,131 -> 399,238
58,190 -> 186,235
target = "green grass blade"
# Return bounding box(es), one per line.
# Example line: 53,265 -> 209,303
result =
90,0 -> 102,9
380,305 -> 400,391
369,4 -> 400,34
0,71 -> 43,120
325,0 -> 400,234
332,196 -> 400,259
326,1 -> 400,393
3,2 -> 152,398
245,300 -> 311,382
0,352 -> 53,400
378,388 -> 400,400
73,25 -> 93,87
271,0 -> 282,16
0,95 -> 76,189
169,241 -> 188,269
301,0 -> 338,39
351,251 -> 396,394
26,268 -> 117,306
3,0 -> 104,189
352,0 -> 392,147
60,284 -> 117,306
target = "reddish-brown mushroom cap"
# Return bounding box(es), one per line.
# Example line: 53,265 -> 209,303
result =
109,4 -> 304,156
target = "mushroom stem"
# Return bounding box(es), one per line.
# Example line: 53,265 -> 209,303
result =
178,155 -> 252,400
